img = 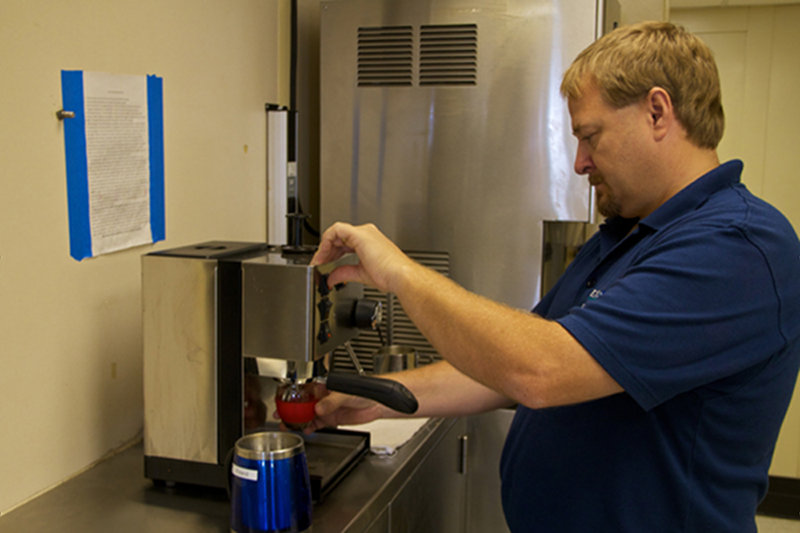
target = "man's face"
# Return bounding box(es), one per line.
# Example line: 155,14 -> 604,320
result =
568,80 -> 657,220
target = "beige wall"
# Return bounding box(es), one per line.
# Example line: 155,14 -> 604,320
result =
0,0 -> 287,514
620,0 -> 667,23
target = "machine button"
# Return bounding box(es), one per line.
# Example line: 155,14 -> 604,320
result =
317,322 -> 332,344
317,298 -> 333,318
318,273 -> 331,296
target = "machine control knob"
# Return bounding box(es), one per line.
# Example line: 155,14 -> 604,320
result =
352,299 -> 383,330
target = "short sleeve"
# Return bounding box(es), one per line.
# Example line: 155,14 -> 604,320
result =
557,224 -> 785,411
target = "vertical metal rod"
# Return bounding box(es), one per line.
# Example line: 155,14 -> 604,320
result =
459,434 -> 469,474
386,293 -> 395,346
344,341 -> 366,376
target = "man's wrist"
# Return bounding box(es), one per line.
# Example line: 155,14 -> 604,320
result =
388,259 -> 419,296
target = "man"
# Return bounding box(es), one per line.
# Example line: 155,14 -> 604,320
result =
308,22 -> 800,532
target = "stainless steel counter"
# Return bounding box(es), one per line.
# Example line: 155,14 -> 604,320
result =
0,418 -> 458,533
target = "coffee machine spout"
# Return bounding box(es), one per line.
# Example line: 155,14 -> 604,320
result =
252,357 -> 317,382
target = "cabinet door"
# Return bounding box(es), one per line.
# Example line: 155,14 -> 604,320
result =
389,418 -> 468,532
466,409 -> 514,533
363,506 -> 390,533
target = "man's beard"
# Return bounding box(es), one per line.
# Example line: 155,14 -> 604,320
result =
597,194 -> 622,218
595,186 -> 622,219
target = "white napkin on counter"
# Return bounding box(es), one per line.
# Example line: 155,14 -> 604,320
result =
340,418 -> 429,456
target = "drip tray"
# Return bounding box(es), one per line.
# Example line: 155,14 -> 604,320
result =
252,423 -> 370,503
305,428 -> 370,502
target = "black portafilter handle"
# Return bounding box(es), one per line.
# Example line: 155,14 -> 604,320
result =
325,372 -> 419,415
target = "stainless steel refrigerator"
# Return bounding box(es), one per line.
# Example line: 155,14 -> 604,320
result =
320,0 -> 617,308
317,1 -> 618,530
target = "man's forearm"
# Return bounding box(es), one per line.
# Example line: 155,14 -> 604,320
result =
389,260 -> 622,408
382,360 -> 513,419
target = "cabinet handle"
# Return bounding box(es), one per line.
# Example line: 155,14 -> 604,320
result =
459,434 -> 468,474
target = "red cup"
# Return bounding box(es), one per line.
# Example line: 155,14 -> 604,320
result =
275,382 -> 317,430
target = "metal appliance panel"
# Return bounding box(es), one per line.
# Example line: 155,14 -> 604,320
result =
320,0 -> 605,307
242,256 -> 317,362
241,253 -> 364,366
142,254 -> 218,463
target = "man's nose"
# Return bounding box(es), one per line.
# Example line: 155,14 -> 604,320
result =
574,145 -> 594,175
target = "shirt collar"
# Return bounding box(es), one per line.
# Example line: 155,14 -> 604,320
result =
600,159 -> 743,237
638,159 -> 743,231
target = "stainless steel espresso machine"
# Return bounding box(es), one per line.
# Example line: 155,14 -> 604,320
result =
142,241 -> 416,491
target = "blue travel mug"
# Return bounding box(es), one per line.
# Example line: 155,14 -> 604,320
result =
230,431 -> 312,533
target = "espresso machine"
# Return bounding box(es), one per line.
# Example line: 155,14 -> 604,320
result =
142,241 -> 416,491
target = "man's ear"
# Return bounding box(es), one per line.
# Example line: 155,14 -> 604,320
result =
646,86 -> 674,141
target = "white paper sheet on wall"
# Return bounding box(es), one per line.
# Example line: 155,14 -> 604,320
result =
61,70 -> 165,261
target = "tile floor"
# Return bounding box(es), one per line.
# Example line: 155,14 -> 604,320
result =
757,515 -> 800,532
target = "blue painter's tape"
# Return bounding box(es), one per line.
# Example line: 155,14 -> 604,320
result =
147,74 -> 165,243
61,70 -> 93,260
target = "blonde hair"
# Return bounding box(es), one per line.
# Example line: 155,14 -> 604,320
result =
561,21 -> 724,149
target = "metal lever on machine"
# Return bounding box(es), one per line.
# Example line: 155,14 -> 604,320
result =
344,340 -> 366,376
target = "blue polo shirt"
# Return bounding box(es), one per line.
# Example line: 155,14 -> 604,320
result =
500,160 -> 800,532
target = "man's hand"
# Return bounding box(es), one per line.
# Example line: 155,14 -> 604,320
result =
303,389 -> 388,434
311,222 -> 416,294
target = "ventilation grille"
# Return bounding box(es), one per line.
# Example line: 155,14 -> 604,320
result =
331,251 -> 450,374
357,24 -> 477,87
357,26 -> 413,87
420,24 -> 477,86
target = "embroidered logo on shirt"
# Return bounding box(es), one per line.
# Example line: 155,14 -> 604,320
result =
588,288 -> 604,300
581,288 -> 604,308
